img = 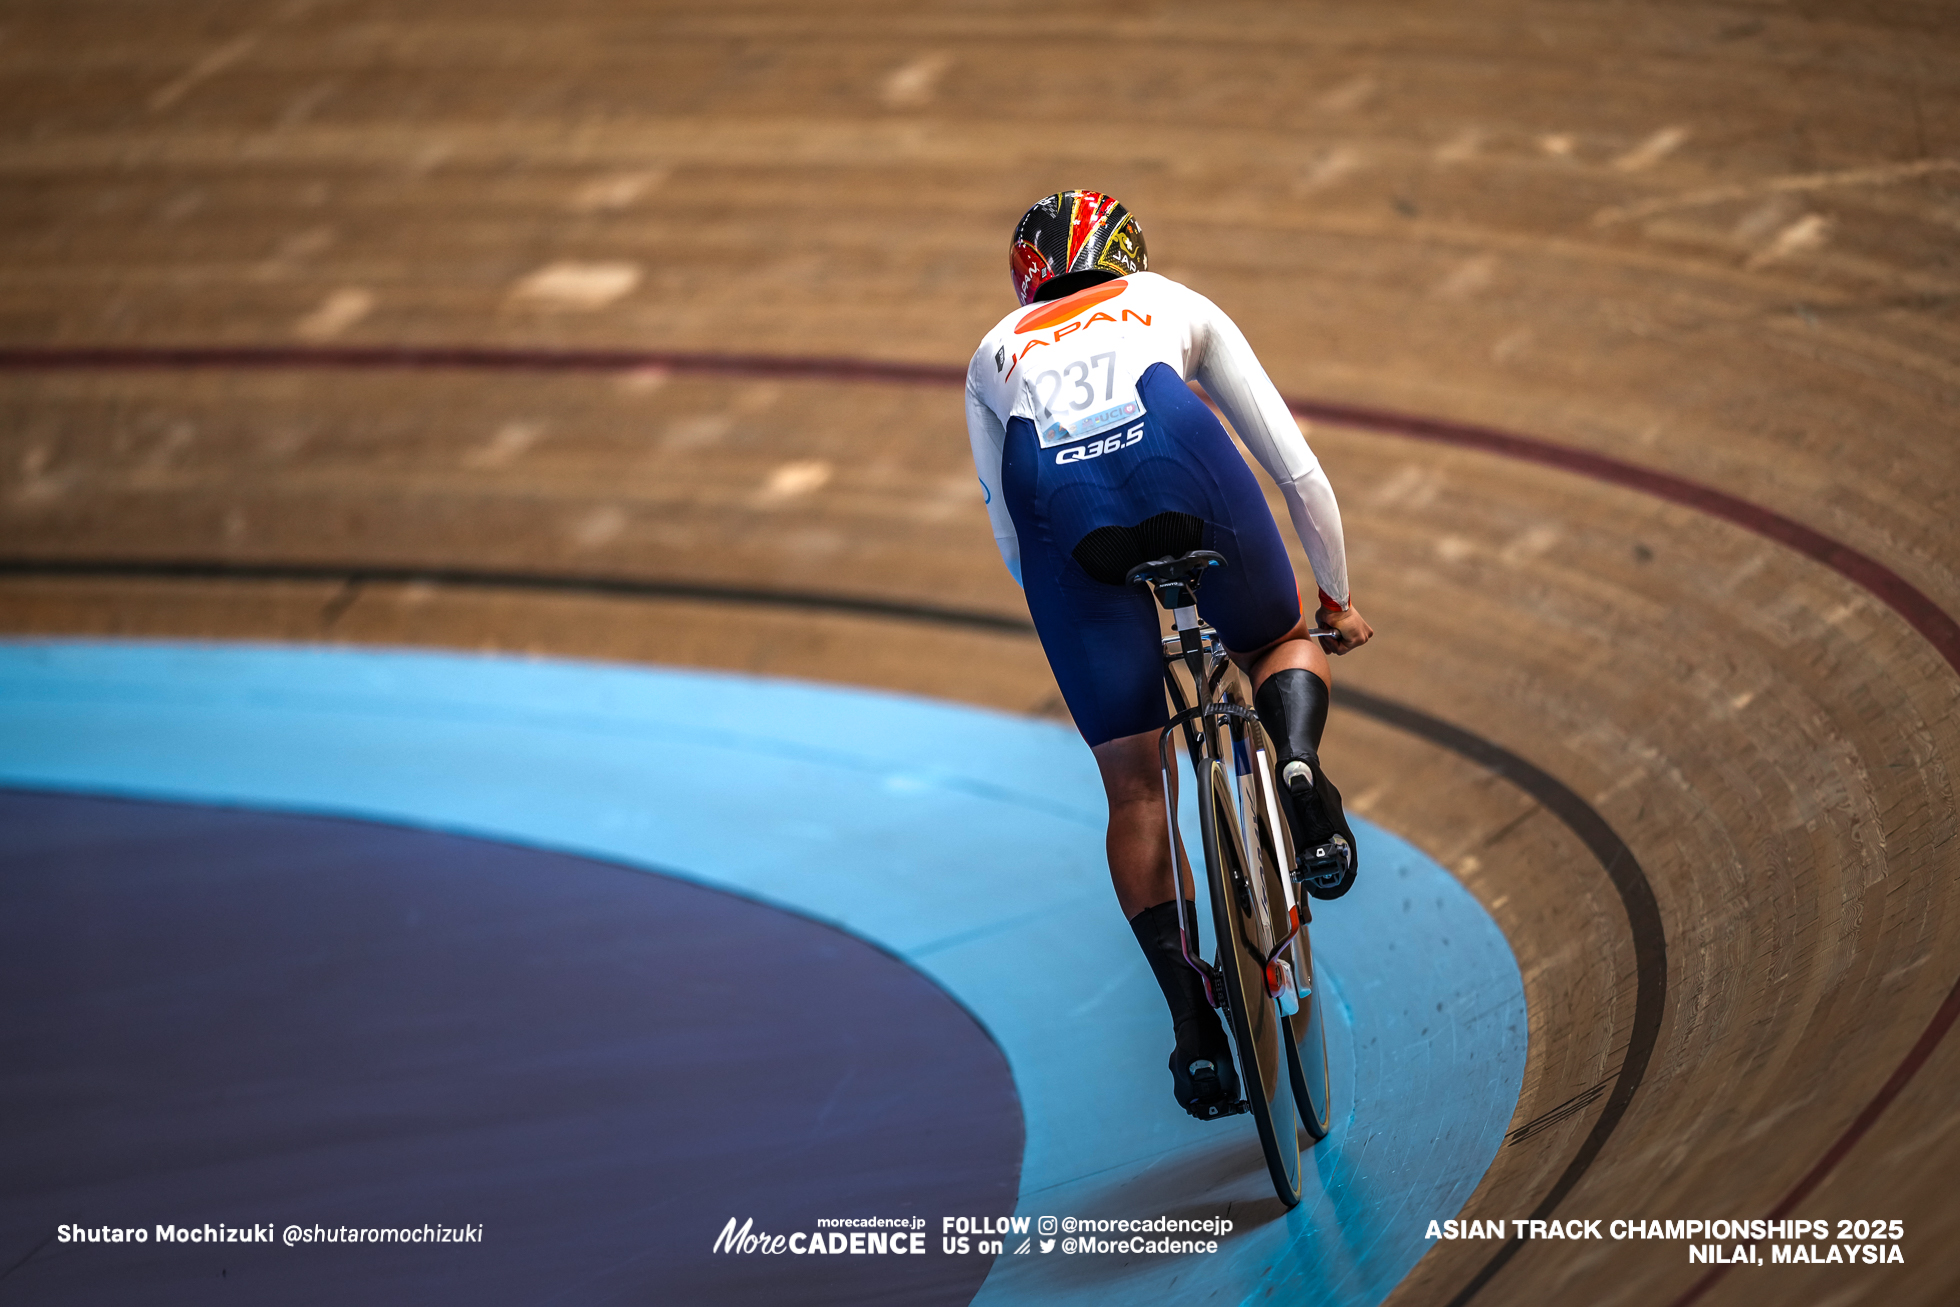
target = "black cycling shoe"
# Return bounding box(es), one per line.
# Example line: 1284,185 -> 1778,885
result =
1130,901 -> 1246,1120
1279,757 -> 1358,900
1171,1039 -> 1244,1121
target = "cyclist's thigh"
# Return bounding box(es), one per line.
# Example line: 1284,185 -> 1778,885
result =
1003,418 -> 1167,748
1193,516 -> 1300,657
1022,558 -> 1167,747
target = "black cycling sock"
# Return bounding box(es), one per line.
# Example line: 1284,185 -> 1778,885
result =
1252,666 -> 1329,765
1128,899 -> 1226,1055
1254,667 -> 1359,898
1131,900 -> 1241,1118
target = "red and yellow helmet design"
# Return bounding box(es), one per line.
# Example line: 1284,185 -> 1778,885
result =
1009,190 -> 1149,306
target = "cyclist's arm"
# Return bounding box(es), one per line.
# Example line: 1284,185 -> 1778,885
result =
965,370 -> 1023,586
1186,297 -> 1351,612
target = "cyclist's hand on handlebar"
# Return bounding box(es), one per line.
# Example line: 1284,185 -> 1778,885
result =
1316,603 -> 1373,655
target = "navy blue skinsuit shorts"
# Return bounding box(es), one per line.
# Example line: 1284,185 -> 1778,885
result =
1003,362 -> 1302,747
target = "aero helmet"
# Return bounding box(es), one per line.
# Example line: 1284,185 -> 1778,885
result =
1009,191 -> 1148,306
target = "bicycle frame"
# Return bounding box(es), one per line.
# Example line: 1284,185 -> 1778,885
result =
1154,617 -> 1308,1010
1133,554 -> 1333,1166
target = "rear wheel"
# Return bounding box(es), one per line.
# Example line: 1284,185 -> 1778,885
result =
1198,758 -> 1303,1208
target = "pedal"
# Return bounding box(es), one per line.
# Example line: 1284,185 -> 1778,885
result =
1295,838 -> 1352,891
1191,1098 -> 1251,1120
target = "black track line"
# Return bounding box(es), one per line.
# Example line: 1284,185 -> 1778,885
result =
1340,687 -> 1665,1306
0,557 -> 1037,635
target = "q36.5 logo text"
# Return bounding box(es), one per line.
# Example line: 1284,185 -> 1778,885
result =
1056,424 -> 1145,465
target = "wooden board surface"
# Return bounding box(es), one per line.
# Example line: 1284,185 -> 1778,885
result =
3,4 -> 1956,1302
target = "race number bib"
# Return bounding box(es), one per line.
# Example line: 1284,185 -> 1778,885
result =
1016,351 -> 1147,449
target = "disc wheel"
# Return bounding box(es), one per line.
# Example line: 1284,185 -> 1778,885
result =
1198,759 -> 1303,1208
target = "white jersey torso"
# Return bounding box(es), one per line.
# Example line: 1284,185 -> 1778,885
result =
969,273 -> 1202,450
963,271 -> 1352,610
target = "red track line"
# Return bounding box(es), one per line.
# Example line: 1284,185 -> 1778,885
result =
7,341 -> 1959,1294
0,343 -> 968,387
1666,975 -> 1960,1306
7,345 -> 1950,673
1281,397 -> 1960,679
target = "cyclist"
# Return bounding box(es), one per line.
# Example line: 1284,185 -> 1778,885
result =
964,191 -> 1374,1119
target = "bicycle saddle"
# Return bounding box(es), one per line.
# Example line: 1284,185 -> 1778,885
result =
1124,550 -> 1226,590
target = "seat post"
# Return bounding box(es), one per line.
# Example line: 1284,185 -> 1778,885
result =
1147,580 -> 1208,699
1125,551 -> 1226,701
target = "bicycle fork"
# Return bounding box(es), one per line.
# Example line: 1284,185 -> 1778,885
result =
1245,740 -> 1308,1017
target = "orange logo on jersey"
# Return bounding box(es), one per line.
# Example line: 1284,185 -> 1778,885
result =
1002,283 -> 1154,380
1015,280 -> 1128,334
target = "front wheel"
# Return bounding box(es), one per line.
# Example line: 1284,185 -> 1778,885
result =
1198,759 -> 1303,1208
1286,930 -> 1333,1141
1239,719 -> 1334,1145
1253,802 -> 1332,1143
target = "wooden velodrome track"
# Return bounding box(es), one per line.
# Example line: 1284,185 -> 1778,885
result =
2,3 -> 1956,1303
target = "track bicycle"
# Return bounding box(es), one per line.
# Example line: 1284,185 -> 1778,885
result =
1127,550 -> 1335,1209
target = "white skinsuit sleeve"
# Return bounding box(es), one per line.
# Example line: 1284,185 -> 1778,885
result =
965,371 -> 1023,586
1187,298 -> 1352,608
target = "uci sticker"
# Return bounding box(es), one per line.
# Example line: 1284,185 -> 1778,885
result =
1042,398 -> 1142,447
1056,423 -> 1145,465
